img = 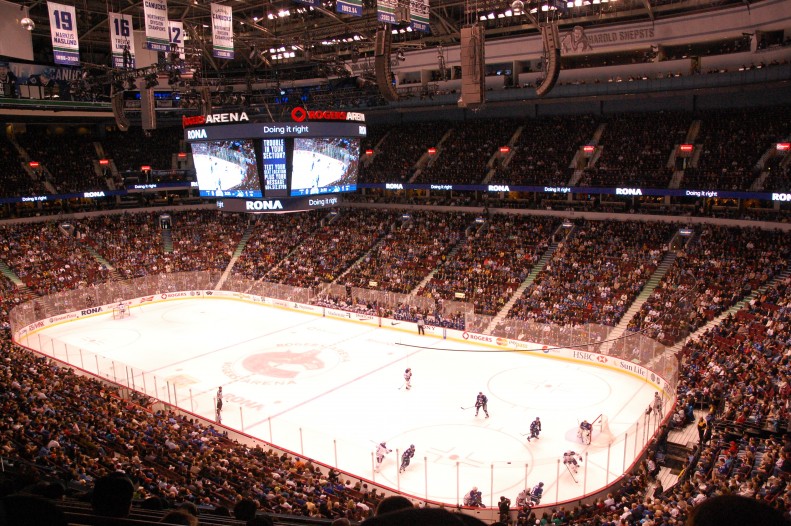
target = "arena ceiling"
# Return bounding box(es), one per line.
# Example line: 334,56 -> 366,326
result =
20,0 -> 741,80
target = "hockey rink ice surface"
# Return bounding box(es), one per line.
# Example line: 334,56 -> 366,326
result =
25,299 -> 663,507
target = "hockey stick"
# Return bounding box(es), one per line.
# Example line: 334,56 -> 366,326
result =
460,406 -> 475,410
565,462 -> 579,484
397,383 -> 405,390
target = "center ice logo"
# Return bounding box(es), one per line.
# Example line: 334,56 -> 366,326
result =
242,349 -> 325,378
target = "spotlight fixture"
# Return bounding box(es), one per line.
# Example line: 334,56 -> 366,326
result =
21,17 -> 35,31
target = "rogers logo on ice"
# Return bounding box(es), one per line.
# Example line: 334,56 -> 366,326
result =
462,332 -> 493,343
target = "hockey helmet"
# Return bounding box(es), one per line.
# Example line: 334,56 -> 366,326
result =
406,368 -> 411,372
380,442 -> 386,447
410,444 -> 414,448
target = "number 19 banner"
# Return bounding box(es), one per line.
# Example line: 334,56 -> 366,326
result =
109,13 -> 136,68
47,1 -> 79,65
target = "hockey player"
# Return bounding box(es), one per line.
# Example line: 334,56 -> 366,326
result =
417,314 -> 425,335
376,442 -> 392,471
475,391 -> 489,418
404,368 -> 412,390
528,417 -> 541,441
563,450 -> 583,474
529,482 -> 544,504
516,488 -> 530,508
579,420 -> 592,444
216,386 -> 223,423
463,487 -> 483,507
653,392 -> 663,416
399,444 -> 415,473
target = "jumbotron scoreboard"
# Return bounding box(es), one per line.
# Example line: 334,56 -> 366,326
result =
183,109 -> 366,213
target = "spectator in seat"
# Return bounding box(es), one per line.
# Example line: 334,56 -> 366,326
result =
91,472 -> 135,518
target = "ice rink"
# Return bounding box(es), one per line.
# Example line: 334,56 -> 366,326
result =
24,298 -> 663,507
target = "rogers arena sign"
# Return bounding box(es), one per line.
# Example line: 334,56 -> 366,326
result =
290,107 -> 365,123
182,112 -> 249,128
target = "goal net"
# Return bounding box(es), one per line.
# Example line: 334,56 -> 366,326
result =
112,303 -> 130,319
592,414 -> 614,445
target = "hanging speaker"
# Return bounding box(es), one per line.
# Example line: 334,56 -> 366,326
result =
374,28 -> 399,102
459,25 -> 485,108
536,22 -> 561,98
141,88 -> 157,131
111,89 -> 129,132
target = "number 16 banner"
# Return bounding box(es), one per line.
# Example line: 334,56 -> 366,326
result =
47,1 -> 80,65
109,13 -> 136,68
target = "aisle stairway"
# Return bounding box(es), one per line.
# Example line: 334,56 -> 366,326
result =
81,244 -> 122,281
161,229 -> 173,253
483,223 -> 573,335
216,223 -> 257,289
600,251 -> 678,355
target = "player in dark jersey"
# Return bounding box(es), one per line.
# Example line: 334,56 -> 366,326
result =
399,444 -> 415,473
475,391 -> 489,418
528,417 -> 541,441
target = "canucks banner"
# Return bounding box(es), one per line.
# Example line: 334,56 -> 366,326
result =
109,13 -> 136,68
143,0 -> 170,51
168,21 -> 185,60
210,3 -> 234,59
409,0 -> 430,32
47,2 -> 79,65
377,0 -> 398,24
293,0 -> 321,6
336,0 -> 362,17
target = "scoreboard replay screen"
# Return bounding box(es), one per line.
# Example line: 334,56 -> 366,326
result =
185,120 -> 367,199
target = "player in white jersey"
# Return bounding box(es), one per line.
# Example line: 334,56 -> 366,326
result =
563,450 -> 583,473
375,442 -> 392,471
404,368 -> 412,390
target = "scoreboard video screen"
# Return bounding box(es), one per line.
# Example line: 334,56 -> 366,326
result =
192,140 -> 261,198
185,119 -> 366,199
290,137 -> 360,197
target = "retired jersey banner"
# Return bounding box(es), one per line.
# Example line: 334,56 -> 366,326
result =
210,3 -> 234,59
377,0 -> 398,24
293,0 -> 321,6
47,2 -> 79,65
336,0 -> 363,17
143,0 -> 170,51
109,13 -> 136,68
168,21 -> 185,60
409,0 -> 430,32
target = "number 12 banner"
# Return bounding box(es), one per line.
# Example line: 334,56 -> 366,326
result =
109,13 -> 136,68
47,2 -> 79,65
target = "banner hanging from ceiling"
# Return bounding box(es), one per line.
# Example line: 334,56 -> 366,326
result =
168,20 -> 185,60
211,3 -> 234,59
336,0 -> 363,17
410,0 -> 430,32
377,0 -> 398,24
47,2 -> 80,65
143,0 -> 170,51
109,12 -> 136,68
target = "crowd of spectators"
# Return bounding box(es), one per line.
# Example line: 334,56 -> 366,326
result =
15,129 -> 107,194
489,115 -> 599,187
627,226 -> 789,346
682,107 -> 791,191
416,214 -> 556,316
0,136 -> 47,198
359,121 -> 451,184
342,211 -> 470,294
70,210 -> 246,279
101,128 -> 182,173
0,222 -> 108,296
414,120 -> 517,185
265,209 -> 395,288
234,212 -> 326,282
506,219 -> 676,327
578,111 -> 691,189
